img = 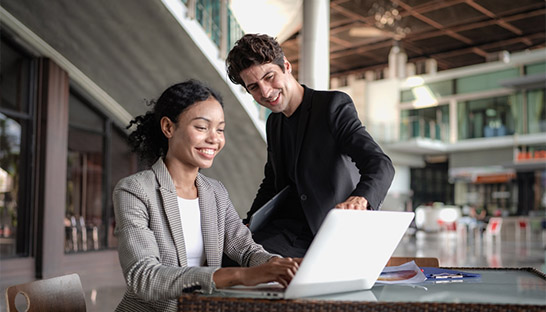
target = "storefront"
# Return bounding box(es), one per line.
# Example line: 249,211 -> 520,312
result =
450,146 -> 546,217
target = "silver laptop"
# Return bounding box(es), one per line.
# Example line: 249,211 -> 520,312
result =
220,209 -> 415,299
248,186 -> 290,232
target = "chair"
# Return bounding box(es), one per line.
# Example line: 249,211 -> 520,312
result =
515,216 -> 531,244
387,256 -> 440,267
5,273 -> 86,312
485,217 -> 503,244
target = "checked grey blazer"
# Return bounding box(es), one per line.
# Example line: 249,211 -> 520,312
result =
114,159 -> 273,312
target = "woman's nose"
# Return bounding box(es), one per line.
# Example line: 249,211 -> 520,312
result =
207,129 -> 222,143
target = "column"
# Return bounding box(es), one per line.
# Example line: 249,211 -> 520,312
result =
36,58 -> 70,278
300,0 -> 329,90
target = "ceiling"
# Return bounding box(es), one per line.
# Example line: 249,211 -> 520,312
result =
1,0 -> 267,213
281,0 -> 546,79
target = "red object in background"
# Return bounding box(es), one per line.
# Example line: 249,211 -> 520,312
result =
437,219 -> 457,231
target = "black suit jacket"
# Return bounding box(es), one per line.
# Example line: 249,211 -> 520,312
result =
248,85 -> 395,234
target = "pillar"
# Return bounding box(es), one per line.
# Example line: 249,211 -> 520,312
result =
300,0 -> 330,90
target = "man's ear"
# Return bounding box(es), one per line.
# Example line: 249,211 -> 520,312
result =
160,116 -> 174,138
284,56 -> 292,74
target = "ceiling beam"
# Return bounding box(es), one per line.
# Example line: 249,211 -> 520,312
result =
329,31 -> 545,78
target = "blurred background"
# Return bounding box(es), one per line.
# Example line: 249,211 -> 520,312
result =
0,0 -> 545,310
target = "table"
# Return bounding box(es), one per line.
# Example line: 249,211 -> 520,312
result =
178,267 -> 546,312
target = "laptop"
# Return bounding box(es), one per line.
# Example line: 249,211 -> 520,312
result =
248,186 -> 290,232
220,209 -> 415,299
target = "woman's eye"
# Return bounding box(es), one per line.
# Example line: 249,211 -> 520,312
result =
195,126 -> 207,131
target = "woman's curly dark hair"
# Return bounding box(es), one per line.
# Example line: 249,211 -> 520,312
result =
225,33 -> 285,88
127,79 -> 223,167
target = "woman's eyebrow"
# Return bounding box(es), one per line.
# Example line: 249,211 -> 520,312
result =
192,117 -> 225,125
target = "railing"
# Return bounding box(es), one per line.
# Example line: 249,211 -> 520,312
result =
399,116 -> 450,142
195,0 -> 221,47
227,7 -> 244,54
185,0 -> 244,57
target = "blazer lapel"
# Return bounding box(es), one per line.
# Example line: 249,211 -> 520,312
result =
195,174 -> 220,266
152,159 -> 188,267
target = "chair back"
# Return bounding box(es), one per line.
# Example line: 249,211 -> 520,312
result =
486,217 -> 503,235
387,256 -> 440,267
5,273 -> 86,312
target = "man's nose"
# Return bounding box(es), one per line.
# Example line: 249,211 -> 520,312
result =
259,83 -> 271,98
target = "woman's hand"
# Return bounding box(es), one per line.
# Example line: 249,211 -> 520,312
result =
213,257 -> 302,289
240,257 -> 301,287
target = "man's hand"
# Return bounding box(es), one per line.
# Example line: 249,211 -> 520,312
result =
335,196 -> 369,210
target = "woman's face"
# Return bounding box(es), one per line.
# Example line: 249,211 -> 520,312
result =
162,97 -> 225,171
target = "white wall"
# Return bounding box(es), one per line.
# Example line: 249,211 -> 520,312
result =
363,78 -> 400,143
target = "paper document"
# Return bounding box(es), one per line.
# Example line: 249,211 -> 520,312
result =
376,261 -> 427,285
422,267 -> 481,280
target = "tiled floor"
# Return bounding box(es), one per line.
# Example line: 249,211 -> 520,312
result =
392,228 -> 546,272
4,228 -> 546,312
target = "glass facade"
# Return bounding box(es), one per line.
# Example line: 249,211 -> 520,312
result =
526,62 -> 546,75
0,38 -> 34,259
65,93 -> 136,253
457,95 -> 515,140
400,66 -> 544,141
66,92 -> 105,253
464,181 -> 517,216
411,162 -> 454,209
401,80 -> 454,102
400,105 -> 449,141
398,60 -> 545,216
528,88 -> 546,134
456,68 -> 519,94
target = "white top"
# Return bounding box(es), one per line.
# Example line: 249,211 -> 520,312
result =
177,197 -> 205,267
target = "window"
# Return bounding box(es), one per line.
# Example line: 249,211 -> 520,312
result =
456,68 -> 519,94
411,161 -> 454,209
400,105 -> 449,141
65,92 -> 136,253
0,37 -> 35,259
527,88 -> 546,134
526,62 -> 546,75
457,96 -> 516,140
108,127 -> 137,248
401,80 -> 455,103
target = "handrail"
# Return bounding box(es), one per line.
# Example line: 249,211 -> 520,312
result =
186,0 -> 244,57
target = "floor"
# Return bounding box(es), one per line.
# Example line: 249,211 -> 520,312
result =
4,227 -> 545,311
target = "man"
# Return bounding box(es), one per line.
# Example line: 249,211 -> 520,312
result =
226,34 -> 395,257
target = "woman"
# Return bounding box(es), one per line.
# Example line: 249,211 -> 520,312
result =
114,80 -> 299,311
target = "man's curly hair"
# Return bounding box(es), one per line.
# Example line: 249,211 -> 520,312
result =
226,34 -> 285,88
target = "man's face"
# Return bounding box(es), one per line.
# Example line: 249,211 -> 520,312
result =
239,59 -> 295,116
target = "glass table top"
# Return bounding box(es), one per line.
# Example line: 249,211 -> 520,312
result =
213,268 -> 546,306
